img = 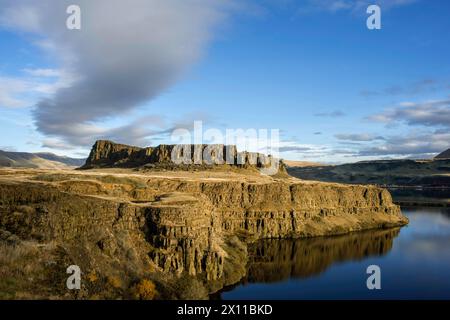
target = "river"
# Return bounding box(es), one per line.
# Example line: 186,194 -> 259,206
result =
213,206 -> 450,300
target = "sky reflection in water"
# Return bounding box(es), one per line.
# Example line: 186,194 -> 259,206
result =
218,207 -> 450,300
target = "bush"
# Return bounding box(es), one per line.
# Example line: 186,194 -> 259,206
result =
130,279 -> 158,300
87,271 -> 98,283
107,275 -> 122,289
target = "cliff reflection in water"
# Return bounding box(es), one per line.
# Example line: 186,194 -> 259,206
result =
242,228 -> 400,284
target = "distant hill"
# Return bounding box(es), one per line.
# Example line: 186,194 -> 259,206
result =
283,160 -> 324,168
288,158 -> 450,188
0,150 -> 85,169
34,152 -> 86,167
435,149 -> 450,159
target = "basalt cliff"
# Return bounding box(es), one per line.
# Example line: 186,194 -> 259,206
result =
82,140 -> 286,174
0,141 -> 408,299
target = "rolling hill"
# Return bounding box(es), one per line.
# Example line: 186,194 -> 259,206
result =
0,150 -> 85,169
435,148 -> 450,159
288,158 -> 450,187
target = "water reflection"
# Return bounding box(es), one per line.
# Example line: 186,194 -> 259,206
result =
216,207 -> 450,300
389,188 -> 450,201
213,228 -> 400,299
243,228 -> 400,284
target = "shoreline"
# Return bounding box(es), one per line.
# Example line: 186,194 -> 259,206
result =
394,200 -> 450,208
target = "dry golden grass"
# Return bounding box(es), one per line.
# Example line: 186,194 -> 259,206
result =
0,241 -> 48,299
130,279 -> 158,300
87,270 -> 98,283
0,241 -> 40,274
107,275 -> 123,289
283,160 -> 324,168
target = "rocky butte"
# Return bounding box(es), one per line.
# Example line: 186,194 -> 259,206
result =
0,140 -> 408,299
82,140 -> 285,174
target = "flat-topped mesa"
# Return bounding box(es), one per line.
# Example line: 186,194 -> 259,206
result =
82,140 -> 286,174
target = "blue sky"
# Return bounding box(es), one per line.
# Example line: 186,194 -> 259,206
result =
0,0 -> 449,162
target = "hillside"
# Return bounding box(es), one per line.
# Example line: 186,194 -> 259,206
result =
435,148 -> 450,159
283,160 -> 324,168
34,152 -> 86,167
0,150 -> 85,169
288,158 -> 450,188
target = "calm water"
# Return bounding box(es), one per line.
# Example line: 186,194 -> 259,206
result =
215,207 -> 450,300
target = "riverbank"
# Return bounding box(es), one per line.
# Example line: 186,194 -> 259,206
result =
388,187 -> 450,207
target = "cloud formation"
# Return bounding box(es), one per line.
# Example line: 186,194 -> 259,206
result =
335,133 -> 385,141
346,98 -> 450,158
314,110 -> 346,118
368,99 -> 450,128
0,68 -> 73,108
357,131 -> 450,157
0,76 -> 30,108
0,0 -> 228,147
38,112 -> 213,150
278,146 -> 314,153
276,140 -> 332,159
360,79 -> 447,97
298,0 -> 418,13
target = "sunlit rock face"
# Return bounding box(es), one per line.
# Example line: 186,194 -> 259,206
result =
82,140 -> 285,174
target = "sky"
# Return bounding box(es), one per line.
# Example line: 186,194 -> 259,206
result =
0,0 -> 449,162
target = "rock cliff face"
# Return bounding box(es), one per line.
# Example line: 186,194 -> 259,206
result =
0,165 -> 408,299
82,140 -> 285,174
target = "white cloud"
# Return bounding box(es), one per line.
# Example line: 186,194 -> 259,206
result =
346,98 -> 450,158
23,68 -> 61,77
357,131 -> 450,157
0,0 -> 231,148
367,99 -> 450,128
0,76 -> 30,108
361,78 -> 444,98
0,145 -> 17,152
0,3 -> 41,31
335,133 -> 385,141
41,139 -> 76,150
0,69 -> 74,107
300,0 -> 418,13
314,110 -> 346,118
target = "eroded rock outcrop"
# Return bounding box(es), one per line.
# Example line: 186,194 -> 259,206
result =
82,140 -> 285,175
